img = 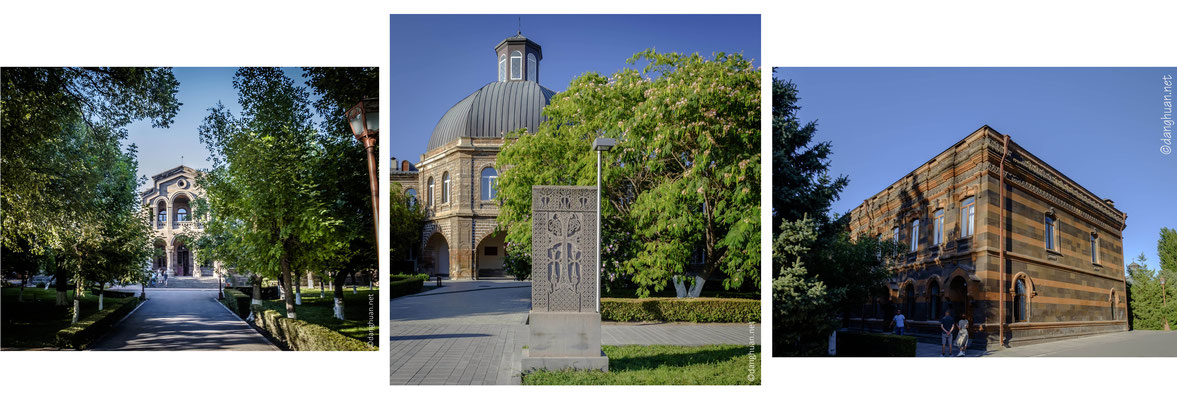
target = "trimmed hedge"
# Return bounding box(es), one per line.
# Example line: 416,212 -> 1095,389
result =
249,305 -> 374,351
835,331 -> 917,357
220,288 -> 252,319
89,289 -> 135,298
231,286 -> 280,300
388,275 -> 425,299
600,297 -> 760,323
55,298 -> 141,350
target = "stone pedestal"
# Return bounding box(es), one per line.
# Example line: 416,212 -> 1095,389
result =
521,186 -> 608,372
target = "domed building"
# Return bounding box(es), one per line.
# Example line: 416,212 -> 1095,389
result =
392,32 -> 555,279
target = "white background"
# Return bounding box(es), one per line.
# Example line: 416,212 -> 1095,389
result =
1,1 -> 1173,399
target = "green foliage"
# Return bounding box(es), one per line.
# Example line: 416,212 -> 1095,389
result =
258,288 -> 377,343
1159,227 -> 1177,273
1,287 -> 131,348
54,297 -> 140,350
250,305 -> 374,351
388,275 -> 425,299
220,288 -> 252,319
601,297 -> 760,323
835,331 -> 916,357
497,50 -> 761,296
1126,255 -> 1177,330
389,182 -> 426,266
769,74 -> 899,356
502,250 -> 532,281
522,345 -> 760,385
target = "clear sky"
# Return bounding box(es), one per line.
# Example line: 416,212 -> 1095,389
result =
775,67 -> 1177,271
389,14 -> 761,164
123,67 -> 312,191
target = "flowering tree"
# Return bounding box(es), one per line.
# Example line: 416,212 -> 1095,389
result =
497,50 -> 761,296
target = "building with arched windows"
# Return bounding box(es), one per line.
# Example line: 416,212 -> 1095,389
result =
140,165 -> 216,278
391,32 -> 553,279
847,126 -> 1128,347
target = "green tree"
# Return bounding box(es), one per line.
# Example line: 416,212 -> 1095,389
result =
497,50 -> 761,297
1159,227 -> 1177,273
389,182 -> 426,275
197,68 -> 340,320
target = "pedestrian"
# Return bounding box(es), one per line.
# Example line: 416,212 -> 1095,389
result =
889,309 -> 906,335
955,316 -> 970,357
163,270 -> 169,287
939,309 -> 956,357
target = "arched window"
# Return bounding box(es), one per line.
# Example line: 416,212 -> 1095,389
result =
1014,279 -> 1028,322
928,280 -> 941,320
441,172 -> 451,204
481,167 -> 498,200
158,209 -> 167,223
498,54 -> 506,82
427,178 -> 434,206
176,208 -> 188,222
1090,232 -> 1101,264
527,53 -> 537,82
960,197 -> 975,237
910,219 -> 920,252
406,188 -> 418,208
510,50 -> 522,80
1044,213 -> 1058,251
932,209 -> 945,246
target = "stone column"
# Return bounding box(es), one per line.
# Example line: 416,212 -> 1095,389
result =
192,247 -> 202,277
166,246 -> 176,277
521,186 -> 608,372
166,200 -> 174,233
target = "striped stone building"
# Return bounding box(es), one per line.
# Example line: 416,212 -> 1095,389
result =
847,126 -> 1128,347
391,32 -> 554,279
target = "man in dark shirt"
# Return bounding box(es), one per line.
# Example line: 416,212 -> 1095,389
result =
939,310 -> 956,357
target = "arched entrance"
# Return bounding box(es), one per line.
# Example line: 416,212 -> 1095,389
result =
176,242 -> 192,276
424,232 -> 450,277
948,275 -> 970,321
475,232 -> 506,277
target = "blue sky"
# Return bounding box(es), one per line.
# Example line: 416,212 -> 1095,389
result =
775,68 -> 1177,271
123,67 -> 312,190
389,14 -> 761,164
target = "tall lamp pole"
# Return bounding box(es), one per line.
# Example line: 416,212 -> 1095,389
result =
592,138 -> 616,314
1163,275 -> 1170,331
346,98 -> 380,248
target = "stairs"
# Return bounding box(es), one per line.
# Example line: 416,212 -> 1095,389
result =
163,276 -> 221,289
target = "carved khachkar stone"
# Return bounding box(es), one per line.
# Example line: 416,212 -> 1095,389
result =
531,185 -> 598,313
522,185 -> 608,372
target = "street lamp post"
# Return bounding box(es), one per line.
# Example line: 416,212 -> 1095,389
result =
592,137 -> 615,314
1163,275 -> 1170,331
346,98 -> 380,248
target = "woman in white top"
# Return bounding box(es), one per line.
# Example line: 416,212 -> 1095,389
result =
955,317 -> 970,356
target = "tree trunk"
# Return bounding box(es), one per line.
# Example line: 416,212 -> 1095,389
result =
251,274 -> 263,305
368,270 -> 374,290
294,268 -> 302,305
72,278 -> 82,324
333,270 -> 347,320
55,268 -> 68,306
98,282 -> 105,311
351,271 -> 358,294
18,276 -> 26,302
319,275 -> 325,298
307,271 -> 316,290
280,254 -> 296,320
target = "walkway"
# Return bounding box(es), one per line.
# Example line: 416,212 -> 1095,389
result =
90,289 -> 276,351
390,280 -> 762,385
914,330 -> 1177,357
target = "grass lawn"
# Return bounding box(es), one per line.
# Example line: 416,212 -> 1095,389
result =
1,287 -> 135,348
259,288 -> 378,343
522,344 -> 761,385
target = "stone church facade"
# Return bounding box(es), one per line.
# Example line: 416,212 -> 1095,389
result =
847,126 -> 1128,347
140,165 -> 217,277
391,32 -> 555,279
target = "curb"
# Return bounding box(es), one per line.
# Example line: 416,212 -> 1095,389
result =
213,296 -> 283,351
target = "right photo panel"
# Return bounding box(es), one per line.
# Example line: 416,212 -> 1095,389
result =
771,68 -> 1177,357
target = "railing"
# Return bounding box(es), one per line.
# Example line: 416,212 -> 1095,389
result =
173,221 -> 200,230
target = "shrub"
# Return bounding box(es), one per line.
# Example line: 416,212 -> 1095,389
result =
835,331 -> 916,357
55,298 -> 141,350
89,289 -> 135,298
220,288 -> 252,319
231,286 -> 280,300
250,305 -> 374,351
600,297 -> 760,323
388,276 -> 424,299
503,250 -> 531,281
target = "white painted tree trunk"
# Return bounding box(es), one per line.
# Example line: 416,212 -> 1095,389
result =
672,275 -> 706,298
295,292 -> 302,305
98,293 -> 104,311
673,276 -> 687,298
72,298 -> 80,324
828,331 -> 838,356
688,276 -> 705,297
333,297 -> 345,320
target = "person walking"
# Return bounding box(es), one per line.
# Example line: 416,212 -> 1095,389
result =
955,316 -> 970,356
939,310 -> 956,357
889,309 -> 907,335
163,270 -> 169,288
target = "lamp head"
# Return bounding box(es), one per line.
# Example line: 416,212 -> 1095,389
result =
592,137 -> 616,151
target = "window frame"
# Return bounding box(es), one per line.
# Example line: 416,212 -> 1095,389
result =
960,197 -> 975,237
442,172 -> 450,204
427,177 -> 435,206
1044,213 -> 1059,252
510,50 -> 522,80
526,53 -> 537,82
1090,232 -> 1101,265
176,208 -> 188,222
933,209 -> 945,246
480,167 -> 498,201
910,219 -> 920,252
498,54 -> 507,82
1014,278 -> 1028,322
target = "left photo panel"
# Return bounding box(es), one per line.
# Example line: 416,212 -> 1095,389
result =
1,67 -> 380,351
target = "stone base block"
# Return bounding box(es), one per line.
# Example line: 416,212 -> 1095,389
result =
521,349 -> 609,372
527,312 -> 602,357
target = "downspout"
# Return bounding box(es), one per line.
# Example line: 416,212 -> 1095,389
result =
998,134 -> 1010,347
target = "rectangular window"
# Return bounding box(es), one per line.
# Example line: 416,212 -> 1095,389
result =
485,246 -> 498,256
910,219 -> 920,252
1045,215 -> 1057,251
933,209 -> 944,246
960,197 -> 975,237
1090,234 -> 1100,264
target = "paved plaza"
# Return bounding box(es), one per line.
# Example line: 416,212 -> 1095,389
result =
90,289 -> 276,351
389,279 -> 760,385
913,330 -> 1177,357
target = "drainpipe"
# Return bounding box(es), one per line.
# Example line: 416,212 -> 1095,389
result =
998,134 -> 1010,347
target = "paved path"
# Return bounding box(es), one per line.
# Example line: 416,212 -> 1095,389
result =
390,280 -> 763,385
90,289 -> 276,351
913,330 -> 1177,357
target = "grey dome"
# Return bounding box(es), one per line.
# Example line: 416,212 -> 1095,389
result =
427,80 -> 557,151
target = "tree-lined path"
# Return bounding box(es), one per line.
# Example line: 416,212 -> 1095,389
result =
91,289 -> 275,351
